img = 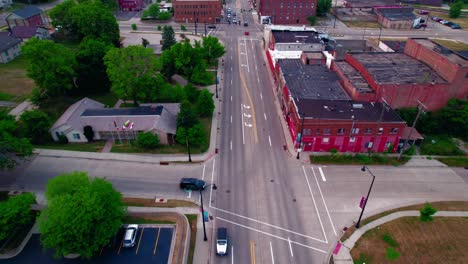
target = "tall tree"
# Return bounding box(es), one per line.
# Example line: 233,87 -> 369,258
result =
104,45 -> 160,106
22,38 -> 76,98
177,100 -> 198,129
162,26 -> 176,51
39,172 -> 125,258
201,36 -> 225,65
449,1 -> 463,18
316,0 -> 332,16
49,0 -> 78,39
0,111 -> 33,170
75,38 -> 112,94
19,110 -> 51,144
196,89 -> 215,117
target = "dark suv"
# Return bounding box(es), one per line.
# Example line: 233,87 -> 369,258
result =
180,178 -> 206,190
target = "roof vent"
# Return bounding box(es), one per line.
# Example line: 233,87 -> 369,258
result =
352,104 -> 363,109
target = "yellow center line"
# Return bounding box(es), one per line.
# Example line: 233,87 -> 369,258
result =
153,228 -> 161,255
135,227 -> 144,255
250,240 -> 256,264
239,52 -> 259,143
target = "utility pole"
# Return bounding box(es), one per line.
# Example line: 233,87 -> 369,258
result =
333,0 -> 339,28
398,100 -> 427,160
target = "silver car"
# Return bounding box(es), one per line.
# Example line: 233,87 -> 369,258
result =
123,224 -> 139,247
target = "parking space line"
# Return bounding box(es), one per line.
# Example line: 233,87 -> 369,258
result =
118,238 -> 123,255
153,228 -> 161,255
135,227 -> 144,255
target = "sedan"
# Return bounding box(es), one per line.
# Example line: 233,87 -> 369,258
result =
208,24 -> 216,29
431,16 -> 442,22
439,20 -> 449,25
450,24 -> 461,29
123,224 -> 139,247
418,10 -> 429,15
180,178 -> 206,190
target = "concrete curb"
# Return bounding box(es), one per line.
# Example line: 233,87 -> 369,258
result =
333,210 -> 468,263
0,223 -> 37,259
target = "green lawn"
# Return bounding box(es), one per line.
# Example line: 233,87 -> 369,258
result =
310,154 -> 409,166
0,55 -> 34,102
432,39 -> 468,51
420,135 -> 464,156
35,141 -> 106,152
436,157 -> 468,167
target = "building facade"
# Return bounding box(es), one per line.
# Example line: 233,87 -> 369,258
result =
173,0 -> 222,24
0,32 -> 22,64
375,7 -> 416,29
259,0 -> 317,25
118,0 -> 144,12
6,6 -> 47,29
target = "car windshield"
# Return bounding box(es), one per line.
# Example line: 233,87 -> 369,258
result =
124,239 -> 132,244
217,240 -> 227,245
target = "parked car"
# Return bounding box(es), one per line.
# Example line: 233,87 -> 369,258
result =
208,24 -> 216,29
439,20 -> 449,25
431,16 -> 442,22
418,10 -> 429,15
233,18 -> 237,23
180,178 -> 206,190
123,224 -> 139,247
445,22 -> 454,27
244,22 -> 248,27
450,23 -> 461,29
244,31 -> 249,35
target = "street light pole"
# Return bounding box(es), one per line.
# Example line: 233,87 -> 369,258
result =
199,184 -> 217,241
296,111 -> 305,160
356,166 -> 376,228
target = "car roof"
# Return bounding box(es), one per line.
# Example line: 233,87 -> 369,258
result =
124,228 -> 136,240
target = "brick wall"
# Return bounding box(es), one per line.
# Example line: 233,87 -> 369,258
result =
173,0 -> 221,23
259,0 -> 317,24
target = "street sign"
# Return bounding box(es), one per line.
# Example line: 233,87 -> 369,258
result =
216,76 -> 219,84
359,196 -> 366,209
203,211 -> 209,222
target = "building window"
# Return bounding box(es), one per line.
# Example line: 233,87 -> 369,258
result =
385,142 -> 392,149
72,133 -> 81,140
351,128 -> 360,134
337,128 -> 345,135
323,128 -> 331,135
365,142 -> 373,148
316,128 -> 320,135
378,127 -> 383,134
364,128 -> 372,134
304,128 -> 312,135
323,138 -> 329,143
390,128 -> 398,134
350,137 -> 356,142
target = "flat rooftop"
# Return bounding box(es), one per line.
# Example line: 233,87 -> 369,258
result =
350,52 -> 446,84
297,100 -> 404,122
414,39 -> 468,67
82,106 -> 163,116
335,61 -> 374,93
272,30 -> 322,44
376,7 -> 416,20
344,0 -> 397,8
278,59 -> 350,101
382,40 -> 406,52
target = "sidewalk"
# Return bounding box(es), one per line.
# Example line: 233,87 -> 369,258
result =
333,210 -> 468,263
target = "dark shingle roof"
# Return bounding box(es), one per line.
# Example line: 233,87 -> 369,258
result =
12,6 -> 43,19
296,100 -> 404,122
278,59 -> 350,101
82,106 -> 163,117
272,31 -> 322,44
11,26 -> 40,39
0,32 -> 21,52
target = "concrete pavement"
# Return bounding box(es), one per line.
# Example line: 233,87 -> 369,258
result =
333,210 -> 468,263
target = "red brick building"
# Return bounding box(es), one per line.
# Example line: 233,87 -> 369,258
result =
6,6 -> 48,30
276,59 -> 405,153
118,0 -> 144,11
173,0 -> 222,24
259,0 -> 317,25
332,39 -> 468,111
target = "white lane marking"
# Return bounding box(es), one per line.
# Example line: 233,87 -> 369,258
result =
244,122 -> 252,127
231,246 -> 234,264
311,167 -> 337,236
244,113 -> 251,118
302,166 -> 328,243
209,158 -> 216,207
318,167 -> 326,182
255,65 -> 258,70
217,217 -> 327,253
230,140 -> 232,150
211,206 -> 326,242
260,93 -> 263,100
243,104 -> 250,109
257,77 -> 260,83
241,104 -> 245,145
244,38 -> 250,73
268,135 -> 272,147
202,163 -> 206,180
231,56 -> 232,60
231,79 -> 233,85
269,241 -> 275,264
288,237 -> 293,257
186,190 -> 192,198
230,115 -> 232,123
231,66 -> 233,71
264,113 -> 267,120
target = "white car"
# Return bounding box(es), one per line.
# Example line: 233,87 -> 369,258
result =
123,224 -> 139,247
439,20 -> 449,25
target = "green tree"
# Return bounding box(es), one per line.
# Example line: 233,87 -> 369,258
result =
162,25 -> 176,51
0,111 -> 33,170
158,12 -> 171,20
177,101 -> 198,129
143,3 -> 160,17
0,193 -> 36,241
19,110 -> 51,144
184,83 -> 200,103
160,47 -> 176,80
100,0 -> 119,10
49,0 -> 78,38
180,25 -> 186,31
131,23 -> 137,30
419,202 -> 437,222
22,38 -> 76,98
75,38 -> 112,94
307,16 -> 316,26
187,123 -> 206,147
195,89 -> 214,117
104,45 -> 160,106
436,99 -> 467,140
449,1 -> 463,18
136,132 -> 160,149
317,0 -> 332,16
157,25 -> 162,30
45,171 -> 89,200
201,36 -> 225,65
39,172 -> 125,258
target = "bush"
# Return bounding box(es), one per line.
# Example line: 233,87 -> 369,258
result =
180,25 -> 186,31
420,135 -> 463,156
355,154 -> 371,164
382,233 -> 399,247
19,110 -> 51,144
158,12 -> 171,20
83,125 -> 94,142
131,23 -> 137,30
450,1 -> 463,18
0,193 -> 36,241
135,132 -> 160,149
385,247 -> 400,260
58,134 -> 69,144
157,25 -> 162,30
420,202 -> 437,222
404,145 -> 416,156
307,16 -> 316,26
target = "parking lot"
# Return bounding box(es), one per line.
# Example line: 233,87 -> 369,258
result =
1,226 -> 174,264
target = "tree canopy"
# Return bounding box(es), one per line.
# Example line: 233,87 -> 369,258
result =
22,38 -> 76,98
0,193 -> 36,241
19,110 -> 51,144
449,1 -> 463,18
0,111 -> 34,170
104,45 -> 161,106
316,0 -> 332,16
177,100 -> 199,129
162,26 -> 176,51
196,89 -> 214,117
201,36 -> 225,65
39,171 -> 125,258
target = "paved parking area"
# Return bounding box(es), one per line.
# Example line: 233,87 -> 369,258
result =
1,227 -> 174,264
